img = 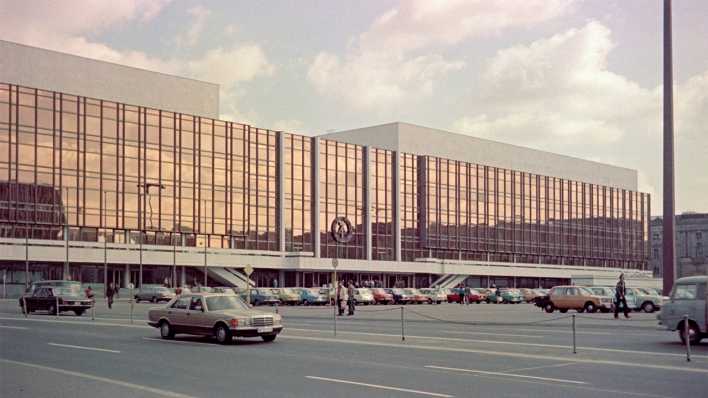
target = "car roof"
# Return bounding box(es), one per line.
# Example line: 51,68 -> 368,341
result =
676,275 -> 708,284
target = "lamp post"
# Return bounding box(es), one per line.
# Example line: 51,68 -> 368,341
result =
203,199 -> 208,287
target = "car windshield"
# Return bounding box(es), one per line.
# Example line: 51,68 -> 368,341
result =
578,287 -> 594,296
403,289 -> 416,294
282,288 -> 296,294
54,285 -> 82,296
357,288 -> 371,294
205,295 -> 250,311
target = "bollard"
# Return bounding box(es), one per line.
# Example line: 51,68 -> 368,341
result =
22,296 -> 28,318
55,296 -> 60,319
129,298 -> 134,324
333,297 -> 337,337
572,314 -> 577,354
684,315 -> 691,362
401,306 -> 405,341
91,299 -> 95,321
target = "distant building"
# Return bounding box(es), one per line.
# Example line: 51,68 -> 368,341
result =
650,213 -> 708,278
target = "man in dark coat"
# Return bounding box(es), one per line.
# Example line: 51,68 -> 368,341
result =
106,283 -> 115,309
614,273 -> 631,319
347,282 -> 356,316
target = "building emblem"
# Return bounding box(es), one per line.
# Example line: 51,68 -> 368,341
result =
330,216 -> 354,243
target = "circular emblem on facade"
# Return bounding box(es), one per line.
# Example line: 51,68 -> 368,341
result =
330,216 -> 354,243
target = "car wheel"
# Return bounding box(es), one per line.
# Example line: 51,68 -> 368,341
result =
261,335 -> 276,343
679,322 -> 702,345
214,324 -> 232,345
642,302 -> 655,313
544,303 -> 555,313
577,307 -> 585,313
73,309 -> 85,316
135,297 -> 140,303
151,297 -> 157,303
159,321 -> 175,339
559,308 -> 568,313
48,304 -> 57,315
584,302 -> 597,313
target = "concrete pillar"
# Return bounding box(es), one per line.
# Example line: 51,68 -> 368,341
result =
363,146 -> 372,261
277,131 -> 286,253
279,270 -> 285,288
311,137 -> 321,258
392,151 -> 401,262
180,266 -> 186,286
124,264 -> 130,288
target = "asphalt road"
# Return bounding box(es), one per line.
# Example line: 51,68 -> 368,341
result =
1,299 -> 706,398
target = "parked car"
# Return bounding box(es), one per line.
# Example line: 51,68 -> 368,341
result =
470,288 -> 487,303
299,288 -> 328,305
241,288 -> 281,306
148,293 -> 283,344
446,288 -> 464,303
386,288 -> 414,304
135,286 -> 176,303
371,288 -> 393,304
19,285 -> 92,316
485,288 -> 522,304
404,288 -> 427,304
212,287 -> 237,294
545,285 -> 612,313
519,288 -> 542,303
276,288 -> 301,305
419,288 -> 446,304
586,286 -> 615,313
658,275 -> 707,345
353,288 -> 375,305
629,288 -> 662,313
23,280 -> 81,295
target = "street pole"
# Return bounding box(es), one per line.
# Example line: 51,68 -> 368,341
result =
203,200 -> 208,287
662,0 -> 677,295
103,195 -> 107,298
64,186 -> 69,280
25,234 -> 29,290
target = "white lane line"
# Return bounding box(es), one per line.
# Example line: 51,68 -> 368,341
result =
142,337 -> 213,347
0,325 -> 28,330
436,330 -> 544,339
305,376 -> 454,397
279,335 -> 708,374
425,365 -> 586,385
0,358 -> 197,398
0,316 -> 150,329
286,327 -> 708,360
47,342 -> 120,354
503,362 -> 577,373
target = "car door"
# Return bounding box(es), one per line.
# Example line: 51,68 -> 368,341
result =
168,295 -> 191,332
28,287 -> 48,311
665,283 -> 699,330
187,296 -> 210,335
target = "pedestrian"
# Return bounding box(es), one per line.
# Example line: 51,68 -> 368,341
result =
464,285 -> 471,305
336,282 -> 345,316
106,283 -> 115,309
614,273 -> 631,319
85,286 -> 95,301
347,281 -> 356,316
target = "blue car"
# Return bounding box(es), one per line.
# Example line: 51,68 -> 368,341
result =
298,288 -> 328,305
243,288 -> 280,306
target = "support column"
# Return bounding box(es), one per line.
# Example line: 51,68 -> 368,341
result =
393,151 -> 401,262
124,264 -> 130,288
363,146 -> 372,261
311,137 -> 321,258
277,132 -> 286,253
180,266 -> 186,286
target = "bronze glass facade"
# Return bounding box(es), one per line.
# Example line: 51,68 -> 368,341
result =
0,83 -> 649,270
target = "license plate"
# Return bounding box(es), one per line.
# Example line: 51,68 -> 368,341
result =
257,327 -> 273,333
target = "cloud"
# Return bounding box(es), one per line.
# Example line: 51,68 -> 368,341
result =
187,45 -> 274,89
307,0 -> 574,110
176,5 -> 211,47
452,21 -> 707,214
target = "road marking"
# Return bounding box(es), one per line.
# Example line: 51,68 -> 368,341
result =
0,325 -> 28,330
0,316 -> 150,329
305,376 -> 454,397
0,358 -> 198,398
279,335 -> 708,374
48,342 -> 121,354
503,362 -> 577,373
424,365 -> 586,385
436,330 -> 544,339
286,327 -> 708,360
142,337 -> 213,347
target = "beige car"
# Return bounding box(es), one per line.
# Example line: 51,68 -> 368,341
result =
148,293 -> 283,344
545,285 -> 613,313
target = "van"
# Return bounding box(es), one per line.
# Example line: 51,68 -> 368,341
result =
658,275 -> 707,345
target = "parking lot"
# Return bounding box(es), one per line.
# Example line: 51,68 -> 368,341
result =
1,298 -> 707,398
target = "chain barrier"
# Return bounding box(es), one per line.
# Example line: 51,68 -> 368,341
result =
404,307 -> 574,326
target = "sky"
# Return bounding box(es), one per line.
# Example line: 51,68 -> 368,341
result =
0,0 -> 706,215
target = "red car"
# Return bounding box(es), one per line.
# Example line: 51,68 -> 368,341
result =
446,288 -> 482,304
371,288 -> 393,304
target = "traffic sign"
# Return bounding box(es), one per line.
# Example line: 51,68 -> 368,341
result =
244,265 -> 254,276
331,258 -> 339,269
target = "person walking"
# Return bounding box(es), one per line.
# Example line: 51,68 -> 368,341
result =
347,281 -> 356,316
106,283 -> 115,309
614,273 -> 631,319
464,285 -> 471,305
336,282 -> 345,316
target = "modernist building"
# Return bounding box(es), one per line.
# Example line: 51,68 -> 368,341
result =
650,213 -> 708,278
0,41 -> 651,296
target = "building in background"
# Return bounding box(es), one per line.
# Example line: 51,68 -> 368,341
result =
0,41 -> 651,297
650,213 -> 708,278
